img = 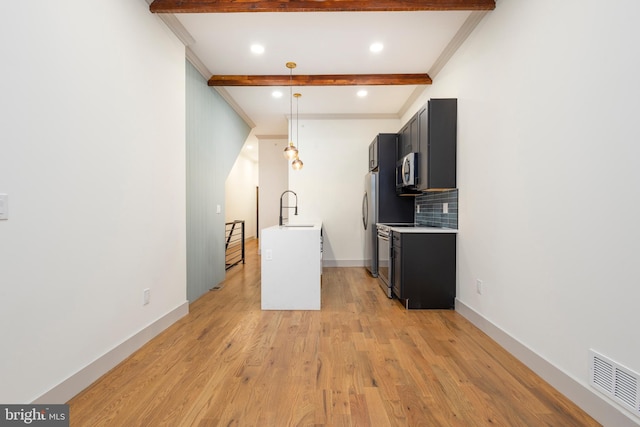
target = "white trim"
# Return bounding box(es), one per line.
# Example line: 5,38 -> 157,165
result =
322,260 -> 363,268
212,86 -> 256,129
294,113 -> 399,121
255,134 -> 287,141
33,302 -> 189,404
156,14 -> 195,46
186,47 -> 212,80
185,49 -> 256,129
428,11 -> 489,80
455,299 -> 640,427
398,86 -> 430,118
400,11 -> 490,117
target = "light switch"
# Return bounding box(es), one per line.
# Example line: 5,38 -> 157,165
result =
216,204 -> 221,214
0,194 -> 7,220
443,202 -> 448,214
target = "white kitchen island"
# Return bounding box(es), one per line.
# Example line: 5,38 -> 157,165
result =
260,222 -> 322,310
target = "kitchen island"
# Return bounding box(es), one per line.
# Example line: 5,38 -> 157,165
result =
260,222 -> 322,310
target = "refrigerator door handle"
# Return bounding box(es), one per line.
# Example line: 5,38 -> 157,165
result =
362,192 -> 368,229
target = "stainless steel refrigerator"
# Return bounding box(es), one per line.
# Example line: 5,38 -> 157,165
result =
362,134 -> 415,276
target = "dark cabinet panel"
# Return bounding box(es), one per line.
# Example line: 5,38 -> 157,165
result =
398,114 -> 418,159
418,99 -> 457,190
368,137 -> 378,171
391,232 -> 456,309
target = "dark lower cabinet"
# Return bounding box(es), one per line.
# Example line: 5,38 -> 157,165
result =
391,232 -> 456,309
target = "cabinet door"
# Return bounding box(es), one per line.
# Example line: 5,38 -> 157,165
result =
399,115 -> 417,158
391,233 -> 403,298
427,99 -> 457,189
369,138 -> 378,171
408,114 -> 419,153
417,106 -> 428,190
398,123 -> 410,159
402,233 -> 456,309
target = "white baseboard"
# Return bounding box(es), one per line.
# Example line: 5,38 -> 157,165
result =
455,299 -> 640,427
33,301 -> 189,404
322,260 -> 363,267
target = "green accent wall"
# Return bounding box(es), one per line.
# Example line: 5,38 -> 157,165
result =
186,60 -> 251,302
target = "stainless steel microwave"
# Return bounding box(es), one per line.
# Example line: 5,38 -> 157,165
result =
396,152 -> 419,194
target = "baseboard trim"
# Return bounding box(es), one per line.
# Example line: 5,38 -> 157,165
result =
33,301 -> 189,404
455,299 -> 640,427
322,260 -> 363,268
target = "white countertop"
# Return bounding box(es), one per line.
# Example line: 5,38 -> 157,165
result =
269,222 -> 322,231
380,224 -> 458,234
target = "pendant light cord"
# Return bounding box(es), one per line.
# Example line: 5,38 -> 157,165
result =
289,66 -> 293,144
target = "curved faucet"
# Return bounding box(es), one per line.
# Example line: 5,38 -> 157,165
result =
279,190 -> 298,226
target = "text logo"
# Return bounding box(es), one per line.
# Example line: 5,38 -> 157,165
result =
0,405 -> 68,427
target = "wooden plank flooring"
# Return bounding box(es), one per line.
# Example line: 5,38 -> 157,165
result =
68,239 -> 600,426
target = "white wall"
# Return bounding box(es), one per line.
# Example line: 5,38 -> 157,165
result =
225,151 -> 259,239
403,0 -> 640,423
288,118 -> 400,265
258,136 -> 288,241
0,0 -> 187,402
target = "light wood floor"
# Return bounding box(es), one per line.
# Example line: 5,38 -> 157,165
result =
68,239 -> 599,426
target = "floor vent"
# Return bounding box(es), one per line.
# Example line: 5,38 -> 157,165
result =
590,349 -> 640,418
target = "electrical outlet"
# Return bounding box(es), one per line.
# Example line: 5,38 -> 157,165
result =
443,202 -> 449,214
476,279 -> 483,295
416,205 -> 420,213
0,194 -> 8,220
265,249 -> 272,260
143,288 -> 151,305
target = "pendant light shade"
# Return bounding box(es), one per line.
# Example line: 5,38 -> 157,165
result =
292,158 -> 303,170
283,141 -> 298,160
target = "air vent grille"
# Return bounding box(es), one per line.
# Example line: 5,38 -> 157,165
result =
590,349 -> 640,418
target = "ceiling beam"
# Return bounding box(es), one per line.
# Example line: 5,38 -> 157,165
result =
150,0 -> 495,14
207,73 -> 432,86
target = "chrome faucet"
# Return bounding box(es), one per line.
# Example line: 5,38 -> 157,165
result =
279,190 -> 298,226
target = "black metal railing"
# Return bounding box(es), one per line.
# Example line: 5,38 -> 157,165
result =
225,220 -> 245,270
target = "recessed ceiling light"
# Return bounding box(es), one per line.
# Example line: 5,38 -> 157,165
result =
250,44 -> 265,54
357,90 -> 368,97
369,43 -> 384,53
272,90 -> 283,98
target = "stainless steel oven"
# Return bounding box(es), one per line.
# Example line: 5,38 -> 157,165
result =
376,224 -> 392,298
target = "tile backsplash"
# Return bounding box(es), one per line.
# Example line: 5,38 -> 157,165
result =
415,189 -> 458,229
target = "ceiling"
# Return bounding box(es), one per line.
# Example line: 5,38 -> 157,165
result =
148,1 -> 495,160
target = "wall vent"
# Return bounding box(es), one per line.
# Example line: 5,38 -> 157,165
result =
590,349 -> 640,418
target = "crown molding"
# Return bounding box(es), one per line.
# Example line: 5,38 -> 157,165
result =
290,113 -> 400,121
428,11 -> 489,79
255,135 -> 288,141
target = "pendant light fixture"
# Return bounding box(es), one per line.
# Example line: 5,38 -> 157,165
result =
291,92 -> 303,171
283,62 -> 299,161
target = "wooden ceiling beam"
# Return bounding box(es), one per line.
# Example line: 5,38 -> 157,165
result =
207,73 -> 432,86
150,0 -> 495,14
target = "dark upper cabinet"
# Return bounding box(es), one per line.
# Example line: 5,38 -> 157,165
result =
368,136 -> 378,171
398,114 -> 418,159
417,98 -> 457,191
